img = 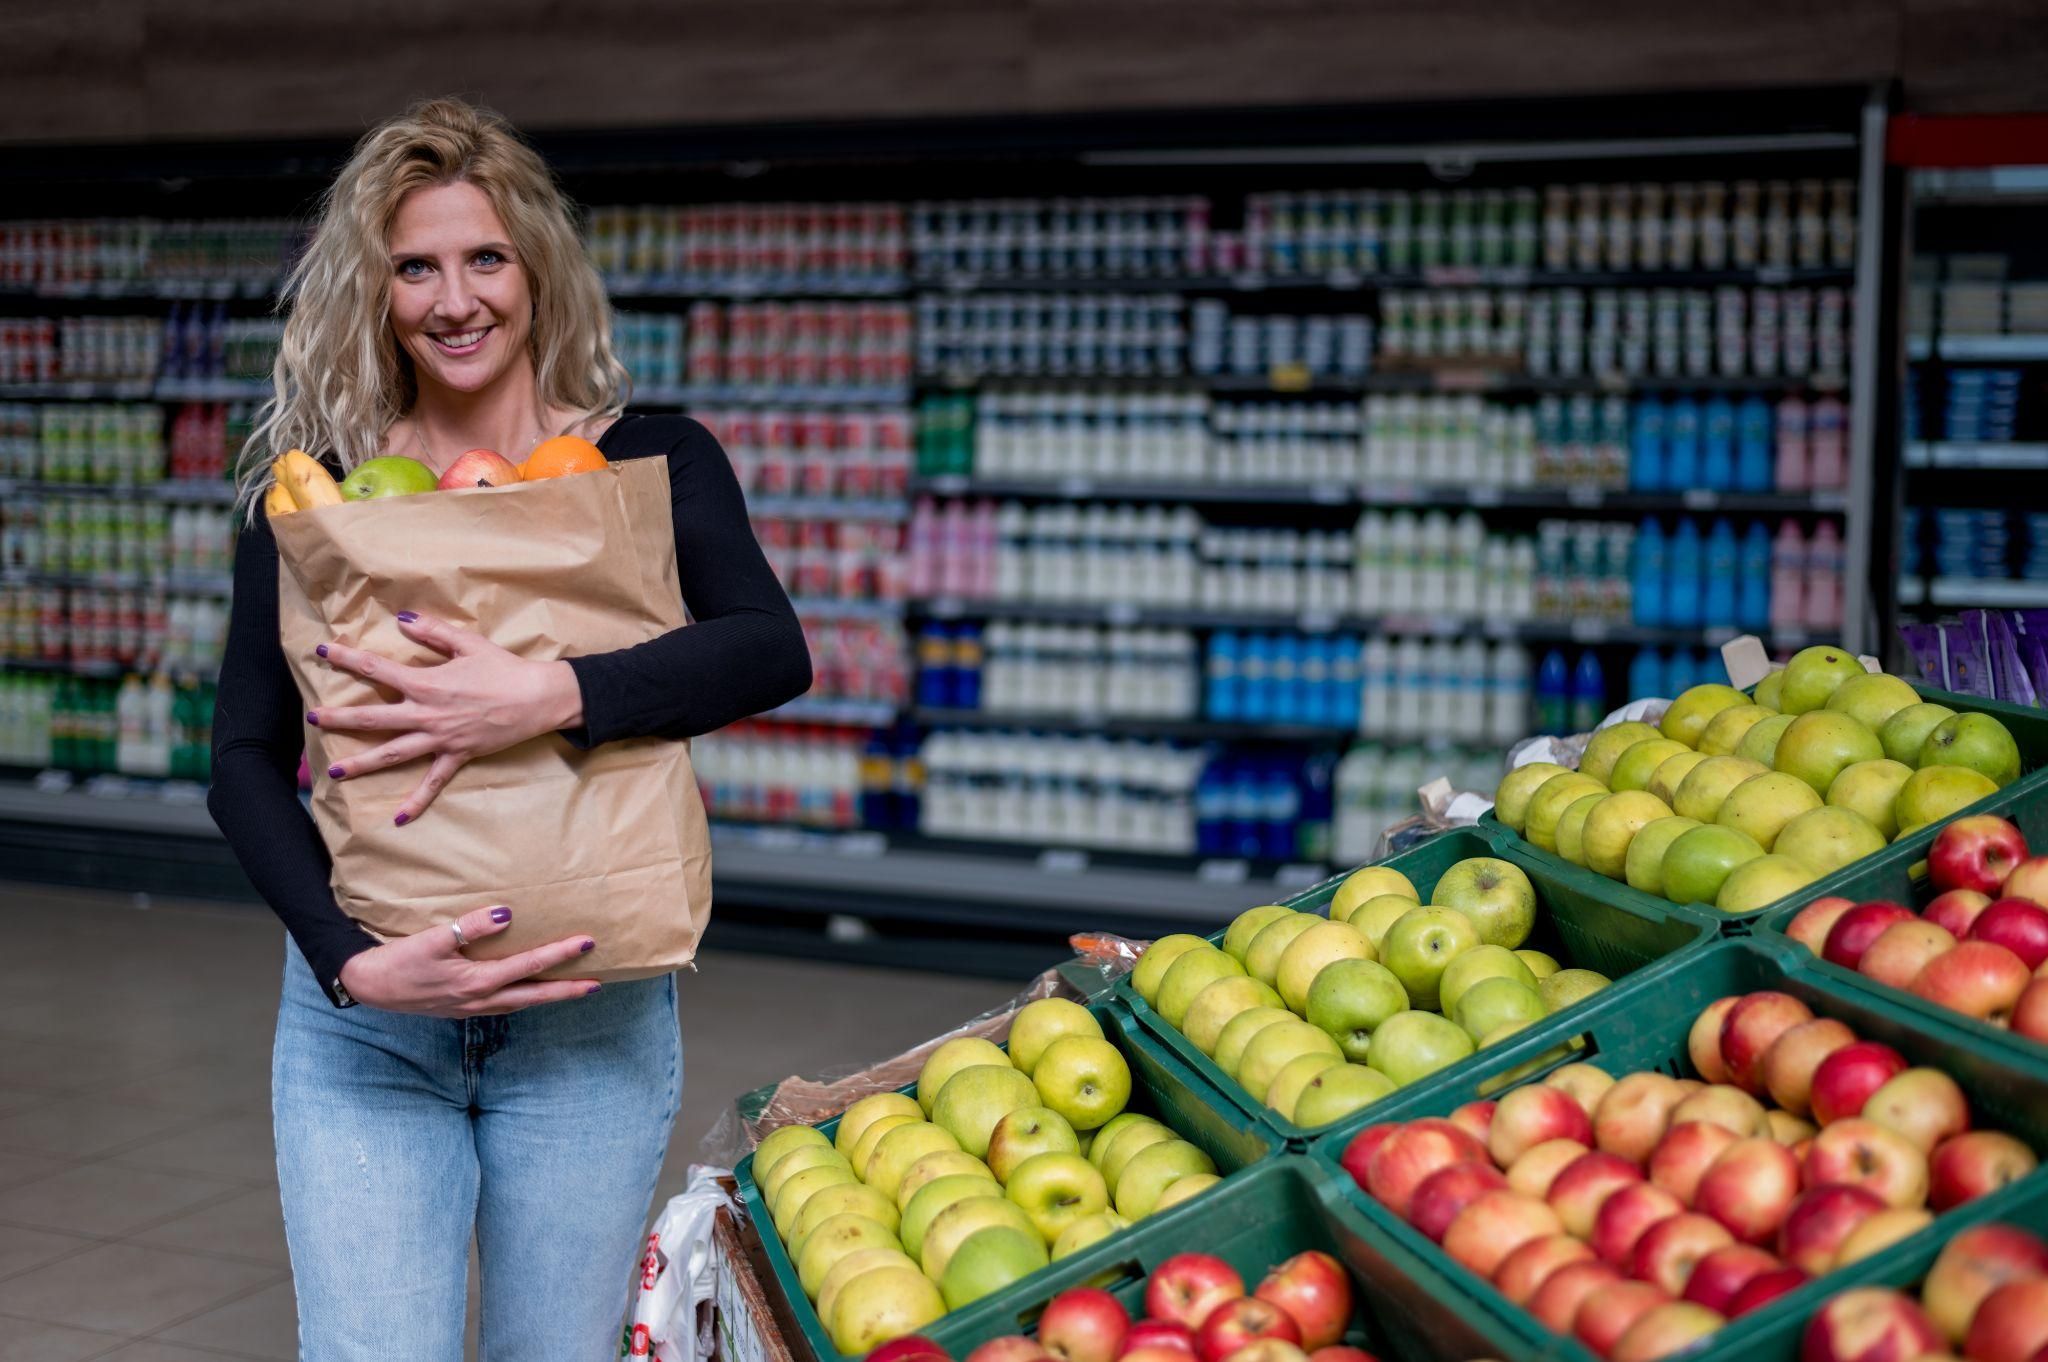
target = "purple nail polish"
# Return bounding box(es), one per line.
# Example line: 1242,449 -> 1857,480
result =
306,712 -> 320,727
586,983 -> 603,995
490,906 -> 512,923
315,644 -> 329,659
393,812 -> 410,826
396,611 -> 418,623
327,765 -> 345,779
581,939 -> 595,953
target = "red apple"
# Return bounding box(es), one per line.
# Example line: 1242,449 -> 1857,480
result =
1307,1350 -> 1376,1362
2004,856 -> 2048,907
1121,1322 -> 1197,1357
1929,1131 -> 2040,1211
1931,817 -> 2030,896
1809,1042 -> 1910,1125
1591,1182 -> 1686,1268
1529,1261 -> 1625,1334
1695,1138 -> 1802,1244
1770,1111 -> 1819,1146
1595,1074 -> 1691,1164
435,447 -> 523,491
1549,1150 -> 1649,1240
1145,1254 -> 1246,1331
1450,1100 -> 1496,1147
2015,979 -> 2048,1042
1509,1139 -> 1592,1200
1802,1119 -> 1930,1209
1408,1162 -> 1510,1243
1442,1190 -> 1566,1279
1964,1280 -> 2048,1362
1650,1122 -> 1742,1207
1631,1212 -> 1737,1296
1765,1018 -> 1861,1118
1041,1290 -> 1132,1362
1860,921 -> 1960,990
1688,997 -> 1741,1082
1971,900 -> 2048,971
1802,1287 -> 1942,1362
1775,1184 -> 1887,1276
1726,1265 -> 1810,1317
1832,1207 -> 1933,1270
1926,890 -> 1996,940
872,1338 -> 952,1362
1493,1234 -> 1597,1307
1681,1245 -> 1783,1313
969,1340 -> 1049,1362
1913,942 -> 2034,1022
1194,1296 -> 1300,1362
1575,1280 -> 1672,1359
1611,1301 -> 1727,1362
1548,1064 -> 1619,1118
1788,898 -> 1860,958
1491,1084 -> 1596,1168
1861,1067 -> 1971,1153
1338,1126 -> 1399,1192
1214,1342 -> 1308,1362
1253,1251 -> 1351,1352
1363,1121 -> 1488,1221
1824,904 -> 1919,972
1121,1348 -> 1201,1362
1923,1224 -> 2048,1344
1721,993 -> 1819,1094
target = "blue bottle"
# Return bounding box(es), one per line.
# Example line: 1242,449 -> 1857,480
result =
1334,638 -> 1362,731
1536,649 -> 1570,735
1736,397 -> 1773,492
1231,761 -> 1266,859
1629,647 -> 1665,703
953,624 -> 983,711
1702,397 -> 1737,491
1630,398 -> 1666,492
1207,632 -> 1241,721
1571,651 -> 1606,732
1703,518 -> 1739,631
1196,759 -> 1229,858
1243,634 -> 1275,723
1666,519 -> 1703,628
916,624 -> 954,708
1666,397 -> 1701,491
1297,751 -> 1335,864
1302,637 -> 1334,728
1739,522 -> 1773,632
1632,518 -> 1667,627
1271,635 -> 1304,726
1264,761 -> 1301,860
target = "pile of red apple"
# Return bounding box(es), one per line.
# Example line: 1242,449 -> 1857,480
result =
1800,1222 -> 2048,1362
867,1250 -> 1369,1362
1333,989 -> 2041,1361
1783,815 -> 2048,1041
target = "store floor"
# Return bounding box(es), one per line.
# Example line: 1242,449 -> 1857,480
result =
0,882 -> 1014,1361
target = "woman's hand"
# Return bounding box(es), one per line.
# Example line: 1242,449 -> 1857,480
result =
338,905 -> 601,1016
309,612 -> 586,824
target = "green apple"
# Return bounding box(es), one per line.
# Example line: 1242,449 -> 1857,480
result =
754,1124 -> 832,1186
1774,711 -> 1885,795
985,1107 -> 1079,1184
833,1092 -> 923,1161
1155,948 -> 1247,1029
1624,815 -> 1703,896
1454,976 -> 1549,1040
1006,998 -> 1103,1076
1580,721 -> 1664,785
1826,673 -> 1922,732
1920,712 -> 2022,788
1243,915 -> 1320,988
1366,1010 -> 1475,1087
918,1195 -> 1038,1280
1715,771 -> 1824,852
1438,944 -> 1537,1017
1754,670 -> 1788,710
1538,968 -> 1610,1011
1647,750 -> 1712,808
1781,645 -> 1868,714
771,1163 -> 860,1239
1895,764 -> 2001,833
759,1142 -> 850,1208
1516,949 -> 1562,979
1083,1114 -> 1155,1172
917,1037 -> 1010,1115
866,1122 -> 964,1204
1713,853 -> 1820,914
1004,1151 -> 1109,1244
1304,958 -> 1408,1062
815,1248 -> 919,1336
1328,864 -> 1421,922
1033,1037 -> 1131,1132
338,455 -> 437,500
1524,774 -> 1609,851
1610,738 -> 1691,793
1265,1052 -> 1346,1120
1154,1173 -> 1221,1211
1736,712 -> 1799,768
1114,1140 -> 1217,1220
826,1265 -> 946,1357
1879,702 -> 1956,766
1291,1064 -> 1397,1126
1774,806 -> 1886,876
789,1183 -> 900,1257
1826,758 -> 1914,840
1430,856 -> 1538,948
851,1115 -> 922,1183
1098,1123 -> 1175,1192
940,1225 -> 1047,1310
1480,1021 -> 1538,1050
1492,763 -> 1572,835
1212,1007 -> 1295,1079
1180,975 -> 1286,1055
1236,1020 -> 1343,1099
1381,905 -> 1482,1011
1554,792 -> 1607,867
1697,704 -> 1777,757
896,1151 -> 996,1210
1222,905 -> 1296,961
1130,934 -> 1212,1006
798,1212 -> 903,1298
1350,893 -> 1426,952
931,1065 -> 1040,1159
1582,790 -> 1676,879
1050,1210 -> 1128,1261
902,1175 -> 1008,1259
1661,824 -> 1766,905
1661,683 -> 1752,746
1672,755 -> 1769,823
1275,920 -> 1376,1013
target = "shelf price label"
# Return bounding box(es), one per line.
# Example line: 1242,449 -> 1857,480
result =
1105,602 -> 1140,627
1681,490 -> 1718,510
1268,362 -> 1312,392
1569,620 -> 1610,643
1198,859 -> 1249,884
1038,849 -> 1089,875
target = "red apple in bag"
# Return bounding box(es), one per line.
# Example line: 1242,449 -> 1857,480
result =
1254,1252 -> 1352,1352
435,447 -> 523,490
1929,816 -> 2029,896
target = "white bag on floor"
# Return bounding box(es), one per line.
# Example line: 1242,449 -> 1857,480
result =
627,1166 -> 731,1361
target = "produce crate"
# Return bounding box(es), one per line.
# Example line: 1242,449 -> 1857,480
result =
734,998 -> 1279,1362
1114,828 -> 1717,1146
1307,935 -> 2048,1362
1758,775 -> 2048,1071
1480,681 -> 2048,928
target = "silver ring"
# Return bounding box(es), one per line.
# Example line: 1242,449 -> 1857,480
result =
449,920 -> 469,949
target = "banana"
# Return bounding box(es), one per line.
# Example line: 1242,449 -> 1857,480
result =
263,483 -> 297,518
271,449 -> 343,511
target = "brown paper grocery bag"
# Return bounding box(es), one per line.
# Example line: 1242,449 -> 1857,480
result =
270,456 -> 712,981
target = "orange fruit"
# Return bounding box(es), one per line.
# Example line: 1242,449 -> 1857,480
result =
519,435 -> 609,480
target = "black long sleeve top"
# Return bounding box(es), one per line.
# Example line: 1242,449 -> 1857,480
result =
207,413 -> 812,1006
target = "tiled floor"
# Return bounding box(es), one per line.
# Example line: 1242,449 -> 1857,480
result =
0,882 -> 1013,1360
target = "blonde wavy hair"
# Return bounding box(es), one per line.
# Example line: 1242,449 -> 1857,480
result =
237,96 -> 630,518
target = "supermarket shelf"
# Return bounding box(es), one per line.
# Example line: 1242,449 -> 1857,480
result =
746,495 -> 908,521
632,383 -> 911,408
786,597 -> 906,621
1905,442 -> 2048,470
0,477 -> 240,503
604,274 -> 905,299
0,568 -> 232,594
1898,577 -> 2048,608
922,369 -> 1850,396
1912,166 -> 2048,203
0,378 -> 270,401
908,474 -> 1846,514
1907,334 -> 2048,361
0,656 -> 126,678
0,278 -> 278,301
758,697 -> 900,727
916,264 -> 1854,294
912,705 -> 1356,743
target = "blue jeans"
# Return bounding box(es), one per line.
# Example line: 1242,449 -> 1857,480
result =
273,940 -> 682,1361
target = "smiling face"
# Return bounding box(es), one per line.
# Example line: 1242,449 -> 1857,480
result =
386,179 -> 534,400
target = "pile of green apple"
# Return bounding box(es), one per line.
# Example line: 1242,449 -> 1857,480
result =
751,999 -> 1223,1356
1131,858 -> 1611,1127
1494,645 -> 2025,915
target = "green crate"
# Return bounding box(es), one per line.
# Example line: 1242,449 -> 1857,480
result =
1114,828 -> 1716,1146
1307,936 -> 2048,1362
734,998 -> 1279,1362
1480,681 -> 2048,927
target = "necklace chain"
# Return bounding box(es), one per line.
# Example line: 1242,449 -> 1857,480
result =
412,418 -> 546,470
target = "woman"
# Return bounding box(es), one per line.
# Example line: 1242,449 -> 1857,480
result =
208,97 -> 811,1360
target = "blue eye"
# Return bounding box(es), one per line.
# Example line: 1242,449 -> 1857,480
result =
475,250 -> 503,267
398,259 -> 429,277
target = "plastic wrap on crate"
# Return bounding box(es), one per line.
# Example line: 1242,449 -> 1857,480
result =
630,1167 -> 733,1362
